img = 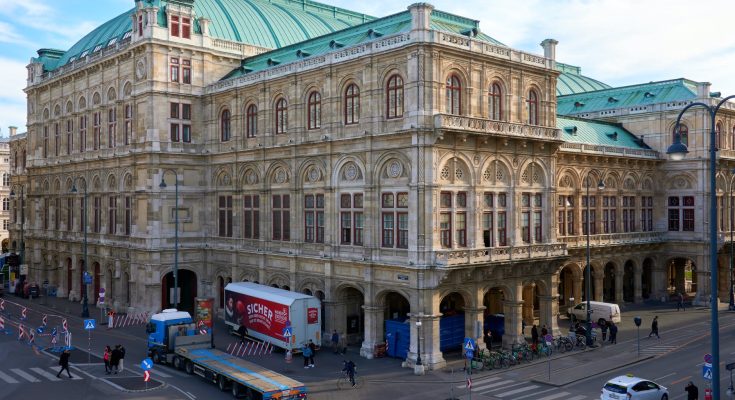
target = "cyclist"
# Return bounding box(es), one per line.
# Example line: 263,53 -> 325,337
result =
342,360 -> 356,387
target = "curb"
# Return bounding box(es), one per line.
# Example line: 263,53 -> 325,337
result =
530,355 -> 654,387
101,376 -> 167,393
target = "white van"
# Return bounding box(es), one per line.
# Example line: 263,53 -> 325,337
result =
567,301 -> 621,324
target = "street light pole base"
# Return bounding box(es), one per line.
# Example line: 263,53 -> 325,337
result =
81,300 -> 90,318
413,364 -> 426,375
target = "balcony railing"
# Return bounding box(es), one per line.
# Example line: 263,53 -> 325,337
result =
558,231 -> 665,248
434,243 -> 567,266
434,114 -> 561,141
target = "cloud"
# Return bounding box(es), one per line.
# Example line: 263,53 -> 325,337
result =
0,21 -> 37,48
0,57 -> 28,131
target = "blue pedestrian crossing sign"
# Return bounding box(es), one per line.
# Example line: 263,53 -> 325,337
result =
282,326 -> 293,338
141,358 -> 153,371
466,350 -> 474,360
703,362 -> 713,380
463,338 -> 475,352
83,319 -> 96,330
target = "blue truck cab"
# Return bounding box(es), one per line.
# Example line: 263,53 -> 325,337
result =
146,308 -> 197,364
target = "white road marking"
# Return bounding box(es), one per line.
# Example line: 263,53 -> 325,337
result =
10,368 -> 40,382
30,367 -> 60,381
0,370 -> 19,383
456,376 -> 501,388
471,379 -> 515,391
495,384 -> 540,397
514,388 -> 557,400
536,392 -> 575,400
47,367 -> 82,380
656,372 -> 676,380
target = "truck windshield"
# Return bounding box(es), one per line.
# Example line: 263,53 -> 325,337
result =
146,323 -> 156,334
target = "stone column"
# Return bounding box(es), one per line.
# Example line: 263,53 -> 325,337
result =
538,295 -> 560,336
406,312 -> 446,371
464,307 -> 487,351
359,305 -> 382,359
593,270 -> 604,301
502,300 -> 524,348
614,270 -> 624,304
694,270 -> 713,307
634,268 -> 643,303
522,285 -> 535,327
572,277 -> 583,305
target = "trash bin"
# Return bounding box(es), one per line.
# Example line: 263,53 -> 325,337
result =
374,343 -> 386,358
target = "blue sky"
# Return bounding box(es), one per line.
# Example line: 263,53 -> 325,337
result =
1,0 -> 733,134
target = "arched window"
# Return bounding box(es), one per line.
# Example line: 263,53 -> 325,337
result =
527,89 -> 539,125
446,74 -> 461,115
489,82 -> 503,120
245,104 -> 257,138
716,121 -> 723,150
673,123 -> 689,147
307,91 -> 321,130
220,109 -> 231,142
386,75 -> 404,119
732,125 -> 735,150
344,84 -> 360,125
275,98 -> 288,134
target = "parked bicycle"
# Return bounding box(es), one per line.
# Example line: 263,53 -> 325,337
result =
336,368 -> 362,389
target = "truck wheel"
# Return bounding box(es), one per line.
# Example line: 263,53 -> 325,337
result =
231,382 -> 242,398
172,356 -> 182,370
152,351 -> 162,364
185,360 -> 194,375
218,375 -> 229,391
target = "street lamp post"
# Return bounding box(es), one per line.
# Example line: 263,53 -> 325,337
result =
160,169 -> 179,309
585,173 -> 605,347
666,94 -> 735,400
416,317 -> 422,366
9,186 -> 24,283
569,297 -> 575,331
70,178 -> 90,318
730,169 -> 735,311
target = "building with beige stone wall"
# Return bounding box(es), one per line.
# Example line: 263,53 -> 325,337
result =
11,0 -> 735,369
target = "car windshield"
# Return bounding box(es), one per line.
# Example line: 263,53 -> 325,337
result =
604,383 -> 628,394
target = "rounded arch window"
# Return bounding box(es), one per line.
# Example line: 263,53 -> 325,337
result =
307,91 -> 321,130
245,104 -> 257,138
527,89 -> 539,125
220,109 -> 231,142
386,74 -> 404,119
446,74 -> 462,115
344,84 -> 360,125
275,98 -> 288,134
489,82 -> 503,120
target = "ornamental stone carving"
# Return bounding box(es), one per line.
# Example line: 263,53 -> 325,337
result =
245,170 -> 258,185
307,167 -> 321,183
387,160 -> 403,178
344,163 -> 358,181
274,168 -> 288,184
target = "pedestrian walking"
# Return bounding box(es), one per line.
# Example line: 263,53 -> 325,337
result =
118,344 -> 126,372
56,349 -> 72,378
540,325 -> 548,337
107,309 -> 114,329
685,381 -> 698,399
339,331 -> 347,354
531,325 -> 539,346
237,323 -> 248,343
648,316 -> 660,339
608,322 -> 618,344
308,339 -> 317,367
600,320 -> 608,342
103,345 -> 112,374
485,329 -> 493,351
331,330 -> 340,354
111,345 -> 122,374
302,343 -> 312,368
677,292 -> 686,311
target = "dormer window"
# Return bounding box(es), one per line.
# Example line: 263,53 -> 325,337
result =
644,91 -> 655,98
182,17 -> 191,39
107,37 -> 117,47
81,50 -> 89,58
171,16 -> 180,37
93,45 -> 103,53
170,15 -> 191,39
123,31 -> 132,40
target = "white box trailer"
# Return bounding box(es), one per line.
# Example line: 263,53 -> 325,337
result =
224,282 -> 321,351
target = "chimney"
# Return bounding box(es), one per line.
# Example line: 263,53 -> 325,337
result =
199,17 -> 210,36
540,38 -> 558,61
408,3 -> 434,32
9,126 -> 17,136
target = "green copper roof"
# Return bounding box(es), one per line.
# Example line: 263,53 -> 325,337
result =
223,8 -> 505,80
555,62 -> 611,96
558,116 -> 649,150
557,78 -> 699,115
42,0 -> 373,72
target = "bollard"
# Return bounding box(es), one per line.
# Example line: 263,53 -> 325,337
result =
705,388 -> 713,400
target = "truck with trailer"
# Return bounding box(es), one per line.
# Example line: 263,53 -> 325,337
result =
146,309 -> 307,399
224,282 -> 321,351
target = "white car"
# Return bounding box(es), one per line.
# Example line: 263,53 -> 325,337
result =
601,375 -> 668,400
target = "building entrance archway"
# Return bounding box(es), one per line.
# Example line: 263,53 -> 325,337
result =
623,260 -> 635,302
642,258 -> 654,299
382,291 -> 411,359
161,269 -> 198,314
483,287 -> 506,346
667,258 -> 696,296
603,262 -> 616,302
439,292 -> 465,351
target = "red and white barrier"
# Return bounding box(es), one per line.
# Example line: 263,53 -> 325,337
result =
113,311 -> 150,328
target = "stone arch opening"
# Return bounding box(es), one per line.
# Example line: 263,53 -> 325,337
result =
124,272 -> 131,306
315,290 -> 325,332
642,258 -> 654,299
162,269 -> 198,314
381,291 -> 411,359
667,257 -> 697,297
558,265 -> 580,307
335,286 -> 364,345
439,292 -> 466,351
483,287 -> 506,347
623,260 -> 635,302
93,262 -> 100,304
66,258 -> 72,299
603,262 -> 616,302
217,276 -> 232,311
302,288 -> 312,296
582,265 -> 596,301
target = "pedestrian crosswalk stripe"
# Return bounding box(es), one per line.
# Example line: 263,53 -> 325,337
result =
472,379 -> 515,391
456,376 -> 501,389
30,367 -> 60,381
495,384 -> 540,397
566,395 -> 586,400
475,380 -> 525,392
46,367 -> 82,380
536,392 -> 576,400
0,371 -> 19,384
514,388 -> 557,400
11,368 -> 40,382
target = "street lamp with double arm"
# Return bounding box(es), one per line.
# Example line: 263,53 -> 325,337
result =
666,93 -> 735,400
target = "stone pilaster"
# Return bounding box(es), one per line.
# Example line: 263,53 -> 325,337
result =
502,300 -> 524,348
359,305 -> 382,359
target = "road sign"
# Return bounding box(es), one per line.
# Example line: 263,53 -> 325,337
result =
544,334 -> 553,344
465,349 -> 474,359
143,370 -> 151,382
704,353 -> 713,364
703,362 -> 713,380
83,319 -> 96,330
141,358 -> 153,371
83,272 -> 92,284
463,338 -> 475,351
283,326 -> 293,338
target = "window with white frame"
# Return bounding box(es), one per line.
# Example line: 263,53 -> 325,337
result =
304,194 -> 324,243
340,193 -> 363,246
381,192 -> 408,248
557,195 -> 574,236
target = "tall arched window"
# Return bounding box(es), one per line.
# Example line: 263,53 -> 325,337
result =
732,126 -> 735,151
275,98 -> 288,134
344,84 -> 360,125
489,82 -> 503,120
220,109 -> 231,142
673,123 -> 689,147
307,91 -> 321,130
527,89 -> 539,125
716,121 -> 723,149
245,104 -> 257,138
446,74 -> 461,115
386,75 -> 404,119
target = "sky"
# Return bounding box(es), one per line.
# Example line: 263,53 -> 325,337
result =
1,0 -> 733,134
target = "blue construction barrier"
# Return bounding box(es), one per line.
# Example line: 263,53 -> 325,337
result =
384,319 -> 409,359
439,313 -> 464,351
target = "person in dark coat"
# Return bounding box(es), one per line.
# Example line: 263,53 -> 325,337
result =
531,325 -> 539,346
56,349 -> 72,378
608,322 -> 618,344
677,293 -> 686,311
648,316 -> 660,339
308,340 -> 316,367
237,324 -> 248,343
111,345 -> 122,374
685,381 -> 698,399
331,330 -> 340,354
118,344 -> 126,372
600,320 -> 608,342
